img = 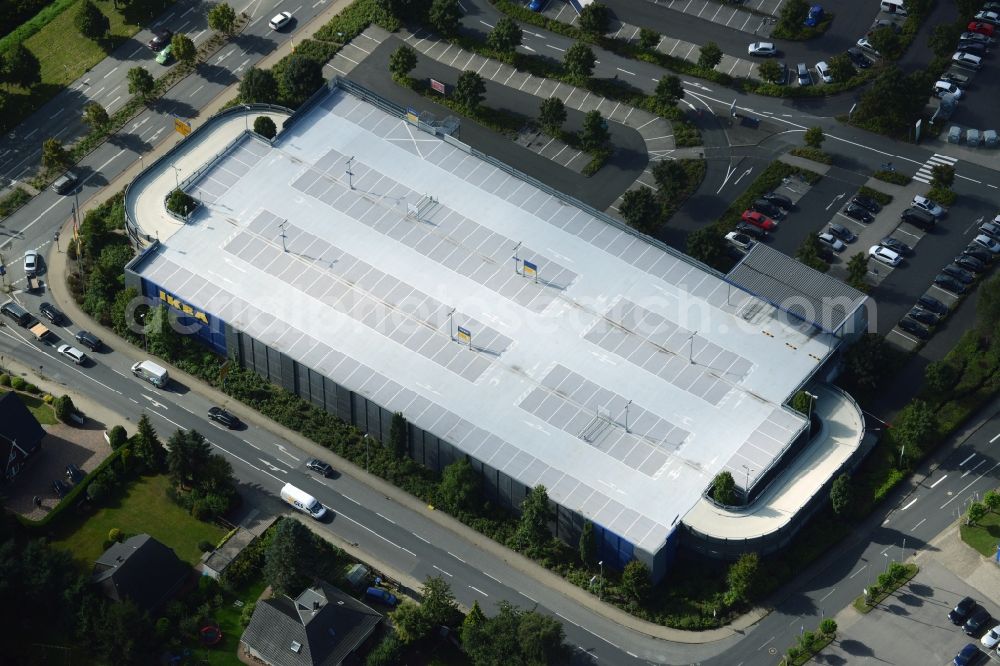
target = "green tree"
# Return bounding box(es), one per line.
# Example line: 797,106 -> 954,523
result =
54,394 -> 76,422
968,501 -> 988,525
391,600 -> 433,643
132,412 -> 165,471
421,575 -> 461,627
461,599 -> 487,646
686,226 -> 727,267
654,75 -> 684,110
620,560 -> 652,604
78,597 -> 153,665
0,44 -> 41,89
263,518 -> 316,596
207,2 -> 238,35
924,360 -> 959,397
803,126 -> 824,149
516,610 -> 567,664
166,428 -> 213,488
428,0 -> 462,36
819,618 -> 837,635
853,65 -> 927,136
842,333 -> 888,395
366,634 -> 404,666
790,390 -> 812,415
564,42 -> 596,81
652,159 -> 686,200
846,252 -> 868,291
891,399 -> 938,459
538,97 -> 566,134
388,44 -> 418,78
977,274 -> 1000,338
619,187 -> 660,234
127,66 -> 155,100
931,163 -> 955,189
437,457 -> 481,515
929,22 -> 964,58
712,471 -> 738,505
577,2 -> 610,35
638,27 -> 659,50
453,70 -> 486,111
830,473 -> 853,517
723,552 -> 760,607
578,519 -> 596,566
869,25 -> 902,59
240,67 -> 278,103
776,0 -> 809,32
984,490 -> 1000,512
82,101 -> 109,129
487,16 -> 522,52
166,189 -> 197,216
389,412 -> 408,458
697,41 -> 723,70
171,33 -> 197,65
826,53 -> 855,83
75,0 -> 110,40
796,234 -> 829,272
108,425 -> 128,450
757,59 -> 783,84
253,115 -> 277,139
41,137 -> 70,171
279,55 -> 323,107
515,485 -> 552,553
462,601 -> 567,665
580,109 -> 609,151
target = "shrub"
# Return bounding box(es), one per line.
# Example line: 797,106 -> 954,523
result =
108,425 -> 128,450
0,374 -> 9,386
874,169 -> 911,185
240,601 -> 257,628
253,116 -> 277,139
86,480 -> 106,503
23,383 -> 39,394
10,376 -> 25,390
820,618 -> 837,634
54,394 -> 76,422
166,189 -> 198,217
108,528 -> 122,542
198,540 -> 214,553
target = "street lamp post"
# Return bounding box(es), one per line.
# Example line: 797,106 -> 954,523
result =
171,165 -> 181,190
363,433 -> 370,472
244,105 -> 250,132
598,560 -> 604,601
883,551 -> 889,574
805,391 -> 818,423
741,464 -> 753,504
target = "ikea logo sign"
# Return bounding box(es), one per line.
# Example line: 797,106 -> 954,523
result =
159,290 -> 209,325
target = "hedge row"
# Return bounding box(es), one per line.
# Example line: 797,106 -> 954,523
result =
0,0 -> 80,56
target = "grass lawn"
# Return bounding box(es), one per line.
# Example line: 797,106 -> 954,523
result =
198,578 -> 268,666
0,388 -> 57,424
50,473 -> 225,566
961,511 -> 1000,557
6,0 -> 175,131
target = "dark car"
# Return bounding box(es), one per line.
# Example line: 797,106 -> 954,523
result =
65,463 -> 84,483
147,28 -> 173,51
736,221 -> 769,240
943,264 -> 976,284
828,223 -> 857,243
964,246 -> 994,263
955,254 -> 986,273
899,318 -> 930,339
851,194 -> 881,212
39,302 -> 64,325
954,643 -> 980,666
74,330 -> 103,351
957,40 -> 989,56
965,607 -> 992,635
902,207 -> 936,230
762,191 -> 793,209
936,274 -> 967,294
847,47 -> 872,68
306,459 -> 334,477
918,294 -> 949,315
365,586 -> 398,606
908,308 -> 939,326
843,203 -> 874,223
208,406 -> 241,428
881,237 -> 911,255
752,199 -> 784,219
52,479 -> 70,498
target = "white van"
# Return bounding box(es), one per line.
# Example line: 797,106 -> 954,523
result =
880,0 -> 907,15
280,483 -> 327,519
131,360 -> 169,388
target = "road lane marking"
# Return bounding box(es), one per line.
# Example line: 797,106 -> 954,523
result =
819,587 -> 836,602
960,453 -> 977,466
911,518 -> 926,531
940,462 -> 1000,508
930,474 -> 948,488
376,511 -> 396,525
849,564 -> 866,578
901,497 -> 917,510
413,533 -> 431,544
991,432 -> 1000,444
103,66 -> 119,79
483,572 -> 501,583
448,551 -> 467,564
962,459 -> 986,477
757,636 -> 775,650
341,494 -> 361,505
335,509 -> 416,556
469,585 -> 489,597
433,565 -> 453,577
241,438 -> 261,451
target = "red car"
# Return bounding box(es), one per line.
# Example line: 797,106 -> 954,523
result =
741,210 -> 777,231
968,21 -> 995,36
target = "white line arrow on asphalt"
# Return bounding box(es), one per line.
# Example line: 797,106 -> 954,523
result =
826,193 -> 845,211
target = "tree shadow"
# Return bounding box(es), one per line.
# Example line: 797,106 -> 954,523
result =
197,62 -> 239,87
838,639 -> 874,657
119,0 -> 175,29
235,33 -> 279,57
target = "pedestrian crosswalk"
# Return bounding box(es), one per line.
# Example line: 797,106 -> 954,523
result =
913,153 -> 958,184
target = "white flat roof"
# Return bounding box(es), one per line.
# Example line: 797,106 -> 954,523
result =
131,88 -> 841,555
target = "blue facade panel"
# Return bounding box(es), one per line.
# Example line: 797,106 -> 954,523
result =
140,278 -> 227,355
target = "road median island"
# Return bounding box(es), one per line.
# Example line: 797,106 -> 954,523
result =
851,562 -> 918,613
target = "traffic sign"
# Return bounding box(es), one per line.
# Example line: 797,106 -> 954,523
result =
174,118 -> 192,137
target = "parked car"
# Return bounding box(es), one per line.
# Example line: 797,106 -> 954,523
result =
52,479 -> 70,498
899,318 -> 930,339
857,37 -> 880,54
901,207 -> 936,230
943,264 -> 976,284
762,192 -> 793,209
843,203 -> 874,223
964,245 -> 994,263
960,31 -> 993,45
365,587 -> 398,606
748,42 -> 777,56
796,62 -> 812,85
966,607 -> 992,636
23,250 -> 38,277
65,463 -> 84,483
154,44 -> 173,65
941,70 -> 971,87
955,254 -> 986,273
208,406 -> 241,428
982,625 -> 1000,649
725,231 -> 755,251
912,195 -> 946,217
39,302 -> 64,325
880,237 -> 911,255
736,221 -> 769,240
815,60 -> 833,83
908,308 -> 939,326
918,294 -> 949,315
269,11 -> 292,30
869,245 -> 901,266
870,18 -> 902,33
973,234 -> 1000,253
751,199 -> 784,219
741,210 -> 776,230
75,330 -> 104,351
968,20 -> 996,36
933,80 -> 964,99
935,274 -> 968,294
956,41 -> 988,57
953,51 -> 984,68
980,221 -> 1000,238
974,9 -> 1000,24
817,233 -> 845,252
851,194 -> 881,212
147,28 -> 172,51
847,47 -> 872,68
306,459 -> 334,477
954,643 -> 980,666
528,0 -> 547,10
804,4 -> 824,26
57,345 -> 87,365
828,223 -> 857,243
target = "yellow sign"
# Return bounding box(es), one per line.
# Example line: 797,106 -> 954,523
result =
159,289 -> 209,324
174,118 -> 192,136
